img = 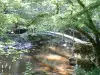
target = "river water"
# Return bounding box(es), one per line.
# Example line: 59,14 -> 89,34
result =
0,33 -> 73,75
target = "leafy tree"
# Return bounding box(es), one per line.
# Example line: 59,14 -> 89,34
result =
69,0 -> 100,65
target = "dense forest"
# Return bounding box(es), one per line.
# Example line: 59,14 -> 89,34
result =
0,0 -> 100,75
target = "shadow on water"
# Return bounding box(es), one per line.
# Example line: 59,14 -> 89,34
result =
0,33 -> 74,75
0,50 -> 46,75
0,45 -> 73,75
0,48 -> 59,75
0,54 -> 27,75
0,34 -> 46,75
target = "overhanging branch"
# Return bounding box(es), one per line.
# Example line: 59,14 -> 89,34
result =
75,27 -> 96,45
77,0 -> 100,36
74,0 -> 100,17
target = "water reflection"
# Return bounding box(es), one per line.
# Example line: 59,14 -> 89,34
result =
0,33 -> 74,75
0,48 -> 50,75
0,55 -> 26,75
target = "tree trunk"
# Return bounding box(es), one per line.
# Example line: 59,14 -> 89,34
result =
94,45 -> 100,66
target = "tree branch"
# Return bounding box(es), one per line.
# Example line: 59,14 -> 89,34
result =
74,0 -> 100,17
55,3 -> 60,14
77,0 -> 100,36
75,27 -> 96,45
62,0 -> 100,23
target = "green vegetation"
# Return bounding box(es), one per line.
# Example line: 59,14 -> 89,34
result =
75,66 -> 100,75
0,0 -> 100,74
